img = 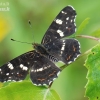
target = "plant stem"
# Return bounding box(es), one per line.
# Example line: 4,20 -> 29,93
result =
76,35 -> 100,41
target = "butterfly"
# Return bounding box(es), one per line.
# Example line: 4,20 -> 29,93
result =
0,5 -> 80,86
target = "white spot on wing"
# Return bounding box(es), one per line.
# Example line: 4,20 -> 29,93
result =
0,68 -> 1,71
68,61 -> 72,64
31,65 -> 51,72
0,71 -> 2,74
49,81 -> 52,85
61,51 -> 63,54
70,19 -> 73,22
74,39 -> 81,49
77,54 -> 80,58
12,80 -> 16,82
66,17 -> 69,20
66,27 -> 68,29
61,11 -> 67,14
74,18 -> 76,22
8,80 -> 11,81
74,23 -> 77,32
23,67 -> 28,71
20,64 -> 23,68
19,80 -> 22,82
37,84 -> 41,86
4,81 -> 6,83
61,41 -> 65,54
20,64 -> 28,71
61,45 -> 65,50
43,83 -> 47,86
37,68 -> 43,72
61,11 -> 64,13
7,62 -> 14,70
53,78 -> 56,81
34,61 -> 37,63
33,83 -> 37,86
8,76 -> 11,79
55,19 -> 63,24
36,65 -> 51,72
6,73 -> 9,76
57,71 -> 60,76
73,57 -> 77,61
68,5 -> 75,10
57,30 -> 64,37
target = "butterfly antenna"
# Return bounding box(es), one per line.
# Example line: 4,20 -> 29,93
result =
28,20 -> 35,43
11,38 -> 32,44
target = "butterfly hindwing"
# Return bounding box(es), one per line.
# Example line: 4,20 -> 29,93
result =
43,39 -> 80,64
41,6 -> 76,44
30,51 -> 61,86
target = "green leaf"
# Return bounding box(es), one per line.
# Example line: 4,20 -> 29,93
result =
76,18 -> 90,35
84,44 -> 100,100
0,81 -> 61,100
91,29 -> 100,37
0,82 -> 3,88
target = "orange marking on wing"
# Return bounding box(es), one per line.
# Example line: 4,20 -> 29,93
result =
37,78 -> 46,81
67,55 -> 71,60
68,28 -> 71,32
73,45 -> 76,52
49,71 -> 56,77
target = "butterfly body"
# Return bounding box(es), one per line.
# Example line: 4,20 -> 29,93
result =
33,43 -> 49,56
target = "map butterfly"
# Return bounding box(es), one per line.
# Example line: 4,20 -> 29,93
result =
0,5 -> 81,86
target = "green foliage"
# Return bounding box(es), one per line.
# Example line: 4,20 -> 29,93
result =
0,81 -> 61,100
76,18 -> 90,35
0,83 -> 3,88
85,44 -> 100,100
1,0 -> 100,100
91,29 -> 100,37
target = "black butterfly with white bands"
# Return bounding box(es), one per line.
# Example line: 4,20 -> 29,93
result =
0,5 -> 80,86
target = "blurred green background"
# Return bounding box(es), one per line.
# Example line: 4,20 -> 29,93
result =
0,0 -> 100,100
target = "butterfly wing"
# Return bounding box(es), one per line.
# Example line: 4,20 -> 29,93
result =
41,6 -> 76,44
41,5 -> 80,64
30,51 -> 61,86
43,39 -> 80,64
0,51 -> 34,82
0,50 -> 61,86
0,5 -> 78,86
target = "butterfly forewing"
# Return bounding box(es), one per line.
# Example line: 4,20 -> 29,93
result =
0,51 -> 34,82
41,6 -> 76,44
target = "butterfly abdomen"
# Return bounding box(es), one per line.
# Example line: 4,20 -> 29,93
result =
33,43 -> 58,62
